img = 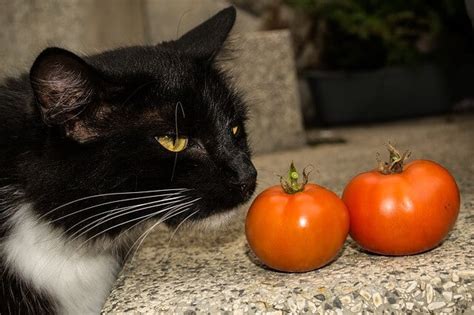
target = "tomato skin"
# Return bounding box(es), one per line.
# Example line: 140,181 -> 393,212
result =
343,160 -> 460,256
245,184 -> 350,272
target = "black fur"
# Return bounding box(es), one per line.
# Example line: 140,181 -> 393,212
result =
0,7 -> 256,314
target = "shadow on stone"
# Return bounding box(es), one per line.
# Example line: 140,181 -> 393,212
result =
243,240 -> 348,273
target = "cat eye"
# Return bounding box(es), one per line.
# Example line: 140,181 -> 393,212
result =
155,135 -> 188,152
232,126 -> 240,136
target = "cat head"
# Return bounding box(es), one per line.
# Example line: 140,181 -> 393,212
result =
25,7 -> 257,243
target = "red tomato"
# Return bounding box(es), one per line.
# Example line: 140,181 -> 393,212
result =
246,164 -> 350,272
343,145 -> 460,255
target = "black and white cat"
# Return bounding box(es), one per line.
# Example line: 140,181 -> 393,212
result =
0,7 -> 257,314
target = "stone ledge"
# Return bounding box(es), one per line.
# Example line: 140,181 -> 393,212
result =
102,115 -> 474,314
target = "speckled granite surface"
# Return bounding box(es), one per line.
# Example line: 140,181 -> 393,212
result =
103,115 -> 474,314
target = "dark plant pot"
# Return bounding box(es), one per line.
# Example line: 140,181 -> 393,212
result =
305,64 -> 452,125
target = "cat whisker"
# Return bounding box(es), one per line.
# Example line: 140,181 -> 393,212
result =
167,209 -> 200,246
83,205 -> 192,254
128,206 -> 191,256
67,196 -> 192,243
115,199 -> 189,241
42,203 -> 195,279
74,197 -> 201,248
139,207 -> 200,271
55,195 -> 191,243
170,101 -> 185,182
124,205 -> 198,263
48,191 -> 187,224
37,188 -> 189,222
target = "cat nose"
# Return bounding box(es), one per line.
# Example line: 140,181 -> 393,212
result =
232,164 -> 257,193
223,153 -> 257,192
238,181 -> 254,195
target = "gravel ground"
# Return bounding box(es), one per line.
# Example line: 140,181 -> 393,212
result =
103,115 -> 474,314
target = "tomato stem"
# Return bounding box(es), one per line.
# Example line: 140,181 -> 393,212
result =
377,143 -> 411,175
280,162 -> 309,194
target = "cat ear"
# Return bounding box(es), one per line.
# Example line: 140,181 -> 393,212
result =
30,48 -> 103,142
174,6 -> 236,60
30,48 -> 100,125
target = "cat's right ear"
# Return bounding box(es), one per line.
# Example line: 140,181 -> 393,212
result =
30,48 -> 101,126
174,6 -> 236,61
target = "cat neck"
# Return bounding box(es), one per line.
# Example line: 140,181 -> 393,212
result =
1,203 -> 121,314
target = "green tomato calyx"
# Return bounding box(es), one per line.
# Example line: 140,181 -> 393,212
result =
280,162 -> 310,194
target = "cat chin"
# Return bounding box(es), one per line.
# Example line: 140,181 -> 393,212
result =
186,207 -> 243,231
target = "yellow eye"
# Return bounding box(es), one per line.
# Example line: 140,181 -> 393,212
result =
232,126 -> 239,136
155,135 -> 188,152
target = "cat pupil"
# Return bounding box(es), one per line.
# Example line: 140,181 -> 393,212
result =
156,135 -> 188,152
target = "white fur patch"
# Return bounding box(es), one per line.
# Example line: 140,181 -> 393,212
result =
2,204 -> 120,314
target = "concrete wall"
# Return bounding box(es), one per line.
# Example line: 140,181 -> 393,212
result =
0,0 -> 146,77
227,31 -> 305,153
0,0 -> 259,76
144,0 -> 260,42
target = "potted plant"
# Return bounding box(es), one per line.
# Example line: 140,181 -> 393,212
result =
279,0 -> 473,125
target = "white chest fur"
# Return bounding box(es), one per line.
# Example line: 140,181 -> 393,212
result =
2,204 -> 120,314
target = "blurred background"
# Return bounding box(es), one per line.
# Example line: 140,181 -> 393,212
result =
251,0 -> 474,126
1,0 -> 473,152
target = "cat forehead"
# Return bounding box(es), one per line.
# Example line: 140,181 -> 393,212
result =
88,46 -> 197,81
88,46 -> 244,123
139,96 -> 237,126
90,46 -> 235,100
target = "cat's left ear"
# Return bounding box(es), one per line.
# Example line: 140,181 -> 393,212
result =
174,6 -> 236,60
30,48 -> 106,143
